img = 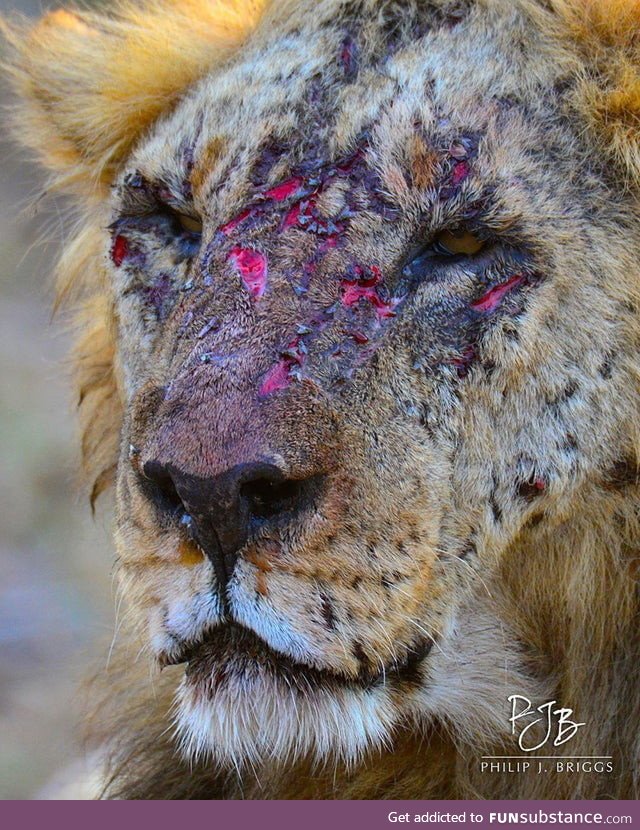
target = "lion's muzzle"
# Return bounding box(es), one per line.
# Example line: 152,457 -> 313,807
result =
140,458 -> 324,592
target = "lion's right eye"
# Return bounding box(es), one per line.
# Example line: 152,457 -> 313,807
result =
169,210 -> 203,258
175,212 -> 203,235
432,229 -> 485,256
110,205 -> 203,267
402,227 -> 488,279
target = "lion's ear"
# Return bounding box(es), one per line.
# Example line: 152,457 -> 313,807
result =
552,0 -> 640,187
3,0 -> 268,196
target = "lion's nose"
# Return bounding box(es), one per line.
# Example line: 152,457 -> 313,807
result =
141,459 -> 320,589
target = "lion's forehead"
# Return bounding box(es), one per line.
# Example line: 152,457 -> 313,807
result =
109,1 -> 613,442
135,1 -> 569,208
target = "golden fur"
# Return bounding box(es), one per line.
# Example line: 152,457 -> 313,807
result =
4,0 -> 640,799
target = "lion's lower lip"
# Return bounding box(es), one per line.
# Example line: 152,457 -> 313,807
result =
160,622 -> 434,687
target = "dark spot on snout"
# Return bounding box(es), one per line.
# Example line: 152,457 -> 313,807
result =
599,355 -> 615,379
381,575 -> 395,591
517,475 -> 547,502
320,593 -> 337,630
604,458 -> 640,490
547,381 -> 578,410
524,512 -> 545,530
352,640 -> 368,664
459,542 -> 477,560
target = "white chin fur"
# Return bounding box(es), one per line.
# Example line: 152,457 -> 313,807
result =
174,668 -> 400,770
172,593 -> 550,771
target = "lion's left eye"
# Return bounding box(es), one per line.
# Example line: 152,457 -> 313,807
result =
403,227 -> 486,279
432,229 -> 485,256
168,210 -> 202,259
175,213 -> 203,235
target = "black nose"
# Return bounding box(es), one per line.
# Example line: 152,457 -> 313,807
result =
140,460 -> 319,590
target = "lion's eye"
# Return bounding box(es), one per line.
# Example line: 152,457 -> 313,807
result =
432,229 -> 484,256
176,213 -> 203,235
402,227 -> 487,279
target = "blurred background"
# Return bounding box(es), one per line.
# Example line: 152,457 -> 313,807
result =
0,0 -> 114,799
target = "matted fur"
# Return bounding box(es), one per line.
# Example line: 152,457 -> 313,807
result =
4,0 -> 640,800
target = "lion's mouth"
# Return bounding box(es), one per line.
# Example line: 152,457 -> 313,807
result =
161,622 -> 434,690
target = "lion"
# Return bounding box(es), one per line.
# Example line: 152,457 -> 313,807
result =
4,0 -> 640,800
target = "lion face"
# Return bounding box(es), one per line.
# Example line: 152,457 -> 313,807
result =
107,4 -> 638,766
10,0 -> 640,774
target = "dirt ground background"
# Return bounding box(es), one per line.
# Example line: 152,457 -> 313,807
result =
0,0 -> 115,799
